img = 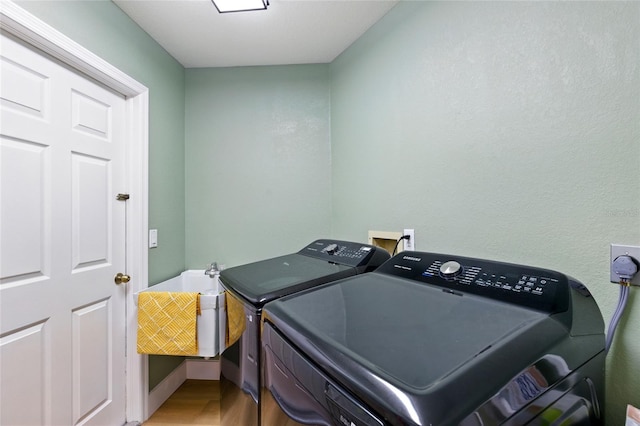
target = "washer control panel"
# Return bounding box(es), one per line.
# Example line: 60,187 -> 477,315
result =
299,239 -> 391,269
378,251 -> 570,313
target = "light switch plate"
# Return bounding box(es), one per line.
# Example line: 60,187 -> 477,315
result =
149,229 -> 158,248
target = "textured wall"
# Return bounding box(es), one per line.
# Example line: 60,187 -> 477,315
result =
331,2 -> 640,424
18,0 -> 640,419
185,65 -> 332,268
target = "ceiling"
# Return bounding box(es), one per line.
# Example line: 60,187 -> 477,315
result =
113,0 -> 399,68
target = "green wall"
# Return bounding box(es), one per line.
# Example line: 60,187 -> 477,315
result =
330,2 -> 640,425
16,0 -> 187,391
185,65 -> 332,268
15,1 -> 640,422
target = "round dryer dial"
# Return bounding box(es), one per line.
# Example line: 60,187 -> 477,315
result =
440,260 -> 462,279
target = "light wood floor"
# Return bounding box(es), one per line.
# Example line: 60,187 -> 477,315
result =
143,380 -> 220,426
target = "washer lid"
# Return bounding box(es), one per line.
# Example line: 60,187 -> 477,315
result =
264,272 -> 562,391
219,253 -> 355,306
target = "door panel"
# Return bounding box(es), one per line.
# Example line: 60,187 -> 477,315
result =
0,137 -> 48,280
71,153 -> 110,269
1,32 -> 127,426
72,299 -> 111,424
0,321 -> 50,425
71,90 -> 111,139
0,55 -> 48,119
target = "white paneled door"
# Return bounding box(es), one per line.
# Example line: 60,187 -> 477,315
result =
1,32 -> 127,425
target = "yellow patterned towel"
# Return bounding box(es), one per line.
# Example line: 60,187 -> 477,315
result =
137,292 -> 200,356
225,290 -> 246,348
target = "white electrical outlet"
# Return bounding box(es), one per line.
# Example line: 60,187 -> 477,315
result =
610,244 -> 640,285
403,229 -> 415,251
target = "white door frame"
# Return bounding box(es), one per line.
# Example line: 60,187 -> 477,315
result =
1,1 -> 150,422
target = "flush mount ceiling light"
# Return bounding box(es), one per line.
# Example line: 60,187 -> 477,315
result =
211,0 -> 269,13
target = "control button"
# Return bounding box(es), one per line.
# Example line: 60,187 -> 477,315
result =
323,244 -> 338,254
440,261 -> 462,279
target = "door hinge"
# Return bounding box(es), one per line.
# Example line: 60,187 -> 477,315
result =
116,193 -> 130,201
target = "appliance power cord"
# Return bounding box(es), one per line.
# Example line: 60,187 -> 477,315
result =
392,235 -> 411,256
605,254 -> 638,353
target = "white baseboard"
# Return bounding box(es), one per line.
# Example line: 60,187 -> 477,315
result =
147,360 -> 187,417
186,358 -> 220,380
146,358 -> 220,418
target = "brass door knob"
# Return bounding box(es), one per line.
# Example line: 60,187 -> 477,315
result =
115,273 -> 131,285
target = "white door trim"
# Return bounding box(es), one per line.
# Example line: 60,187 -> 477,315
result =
1,1 -> 150,423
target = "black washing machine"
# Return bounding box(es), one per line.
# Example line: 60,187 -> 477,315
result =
262,251 -> 605,426
219,239 -> 390,426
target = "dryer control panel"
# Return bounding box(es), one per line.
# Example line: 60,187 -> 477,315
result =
299,239 -> 390,270
377,251 -> 570,313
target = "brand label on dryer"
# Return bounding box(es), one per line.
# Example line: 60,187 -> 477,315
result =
402,256 -> 422,262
